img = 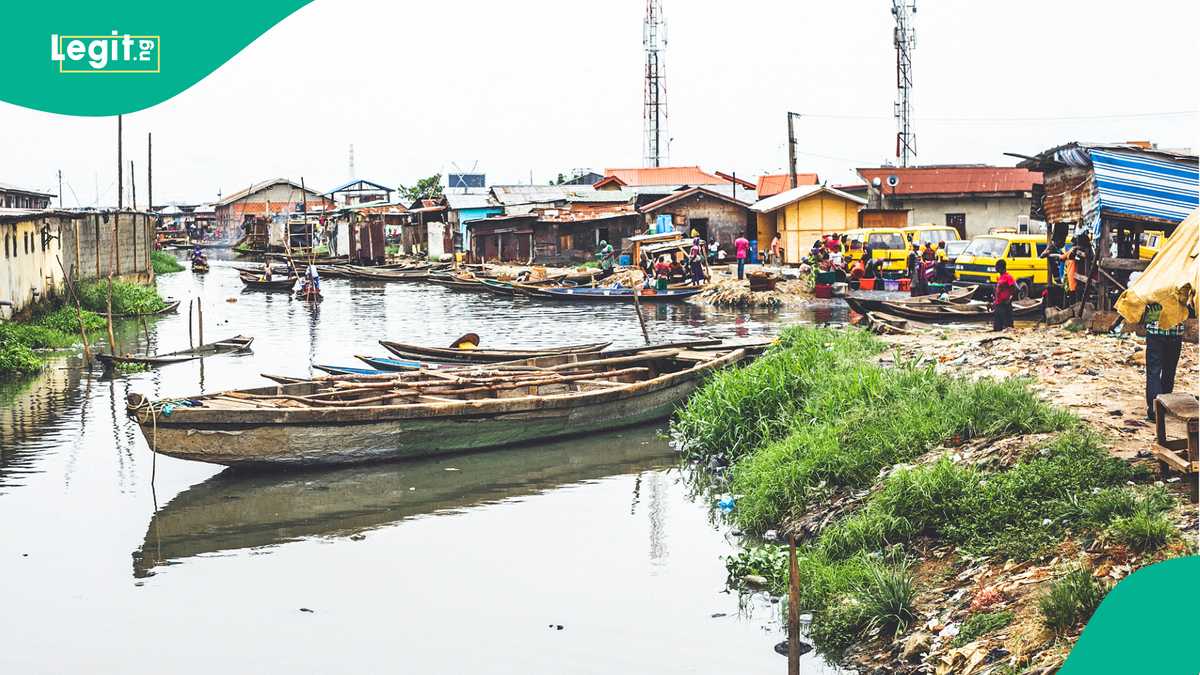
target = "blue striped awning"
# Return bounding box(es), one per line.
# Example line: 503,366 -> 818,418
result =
1089,148 -> 1198,226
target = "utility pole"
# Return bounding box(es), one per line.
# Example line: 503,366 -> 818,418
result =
130,161 -> 136,209
787,112 -> 801,189
147,132 -> 153,211
57,170 -> 63,208
643,0 -> 668,167
117,115 -> 123,210
892,0 -> 917,166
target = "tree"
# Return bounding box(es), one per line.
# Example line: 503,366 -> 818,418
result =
397,174 -> 444,203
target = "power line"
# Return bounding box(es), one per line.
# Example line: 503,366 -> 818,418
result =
802,109 -> 1199,123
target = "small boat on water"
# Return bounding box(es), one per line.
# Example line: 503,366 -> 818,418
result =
540,286 -> 702,303
96,335 -> 254,372
192,260 -> 209,274
479,279 -> 520,296
112,299 -> 181,319
379,339 -> 611,364
240,271 -> 298,292
125,346 -> 747,467
312,364 -> 389,377
427,274 -> 486,291
843,284 -> 979,315
356,355 -> 431,371
296,283 -> 323,302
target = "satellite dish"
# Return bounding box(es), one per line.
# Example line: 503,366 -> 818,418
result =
871,177 -> 882,188
886,175 -> 900,188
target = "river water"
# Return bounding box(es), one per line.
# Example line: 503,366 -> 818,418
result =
1,253 -> 846,674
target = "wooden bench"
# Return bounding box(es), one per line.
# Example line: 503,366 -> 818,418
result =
1153,393 -> 1199,501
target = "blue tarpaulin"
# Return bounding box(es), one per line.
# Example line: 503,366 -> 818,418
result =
1088,148 -> 1198,234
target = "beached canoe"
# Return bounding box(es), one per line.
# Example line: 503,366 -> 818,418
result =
379,339 -> 611,364
125,347 -> 745,467
843,284 -> 979,315
860,297 -> 1043,323
540,287 -> 702,303
110,298 -> 182,319
240,271 -> 298,291
96,335 -> 254,372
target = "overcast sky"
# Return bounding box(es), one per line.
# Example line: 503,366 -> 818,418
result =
3,0 -> 1196,206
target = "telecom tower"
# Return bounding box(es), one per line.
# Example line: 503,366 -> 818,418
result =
643,0 -> 668,167
348,144 -> 355,178
892,0 -> 916,166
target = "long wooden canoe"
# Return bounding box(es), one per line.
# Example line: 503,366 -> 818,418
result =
843,284 -> 979,315
97,335 -> 254,371
379,339 -> 611,364
867,297 -> 1042,323
240,271 -> 298,291
111,298 -> 182,319
126,347 -> 744,467
426,275 -> 485,291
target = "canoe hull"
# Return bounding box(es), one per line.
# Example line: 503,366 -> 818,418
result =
133,351 -> 739,467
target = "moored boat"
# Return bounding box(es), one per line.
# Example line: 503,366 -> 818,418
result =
240,271 -> 298,292
540,286 -> 702,303
111,299 -> 181,319
96,335 -> 254,372
379,339 -> 611,364
856,297 -> 1043,323
125,347 -> 746,467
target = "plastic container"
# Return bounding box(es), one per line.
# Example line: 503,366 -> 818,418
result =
831,282 -> 849,297
883,279 -> 899,292
897,278 -> 911,291
815,270 -> 838,285
813,283 -> 833,299
618,254 -> 631,266
859,277 -> 876,291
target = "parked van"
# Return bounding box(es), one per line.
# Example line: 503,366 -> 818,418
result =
1140,230 -> 1166,260
843,228 -> 909,273
902,224 -> 961,258
954,232 -> 1048,297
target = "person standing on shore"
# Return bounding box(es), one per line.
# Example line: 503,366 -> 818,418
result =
596,240 -> 615,279
1143,303 -> 1185,420
770,233 -> 782,267
734,234 -> 750,280
992,259 -> 1016,331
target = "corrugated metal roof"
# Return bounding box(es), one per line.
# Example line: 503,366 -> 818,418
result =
0,182 -> 56,197
218,178 -> 325,206
639,187 -> 753,213
756,173 -> 819,198
602,166 -> 728,186
489,185 -> 636,206
751,185 -> 867,213
855,166 -> 1042,196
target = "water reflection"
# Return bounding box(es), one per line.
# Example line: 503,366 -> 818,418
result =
135,427 -> 677,578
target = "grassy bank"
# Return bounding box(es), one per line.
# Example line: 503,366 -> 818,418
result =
1,280 -> 167,377
0,307 -> 106,376
151,250 -> 185,274
675,326 -> 1189,668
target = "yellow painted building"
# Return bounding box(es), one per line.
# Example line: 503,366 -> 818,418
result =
751,185 -> 866,262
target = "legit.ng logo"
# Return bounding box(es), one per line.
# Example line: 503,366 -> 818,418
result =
50,31 -> 160,73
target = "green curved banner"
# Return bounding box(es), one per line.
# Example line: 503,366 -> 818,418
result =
1061,555 -> 1199,673
0,0 -> 312,116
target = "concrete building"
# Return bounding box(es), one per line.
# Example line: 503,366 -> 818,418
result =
638,187 -> 753,252
0,182 -> 55,210
215,178 -> 332,231
856,166 -> 1042,238
2,211 -> 155,318
751,185 -> 867,263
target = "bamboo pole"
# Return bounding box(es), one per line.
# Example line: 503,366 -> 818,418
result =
197,298 -> 204,346
631,287 -> 651,346
105,216 -> 117,356
188,299 -> 194,349
55,256 -> 91,362
788,533 -> 801,675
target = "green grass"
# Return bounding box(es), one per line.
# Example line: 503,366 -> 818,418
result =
953,610 -> 1014,647
0,304 -> 108,377
1106,510 -> 1175,552
77,280 -> 166,315
151,250 -> 184,274
1039,568 -> 1106,633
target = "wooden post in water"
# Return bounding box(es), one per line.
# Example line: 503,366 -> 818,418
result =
631,289 -> 651,346
197,298 -> 204,346
56,256 -> 92,362
188,299 -> 194,349
130,160 -> 136,210
788,533 -> 801,675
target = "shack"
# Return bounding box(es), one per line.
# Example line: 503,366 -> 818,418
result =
1017,142 -> 1199,310
750,185 -> 866,263
0,182 -> 55,210
216,178 -> 332,232
638,187 -> 753,253
445,191 -> 501,252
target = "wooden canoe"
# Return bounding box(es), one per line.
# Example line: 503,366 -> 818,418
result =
427,275 -> 485,291
843,284 -> 978,315
540,287 -> 702,303
479,279 -> 519,296
97,335 -> 254,371
112,299 -> 181,319
240,271 -> 298,291
125,347 -> 746,467
296,286 -> 323,302
379,339 -> 611,364
870,297 -> 1043,323
191,261 -> 209,274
